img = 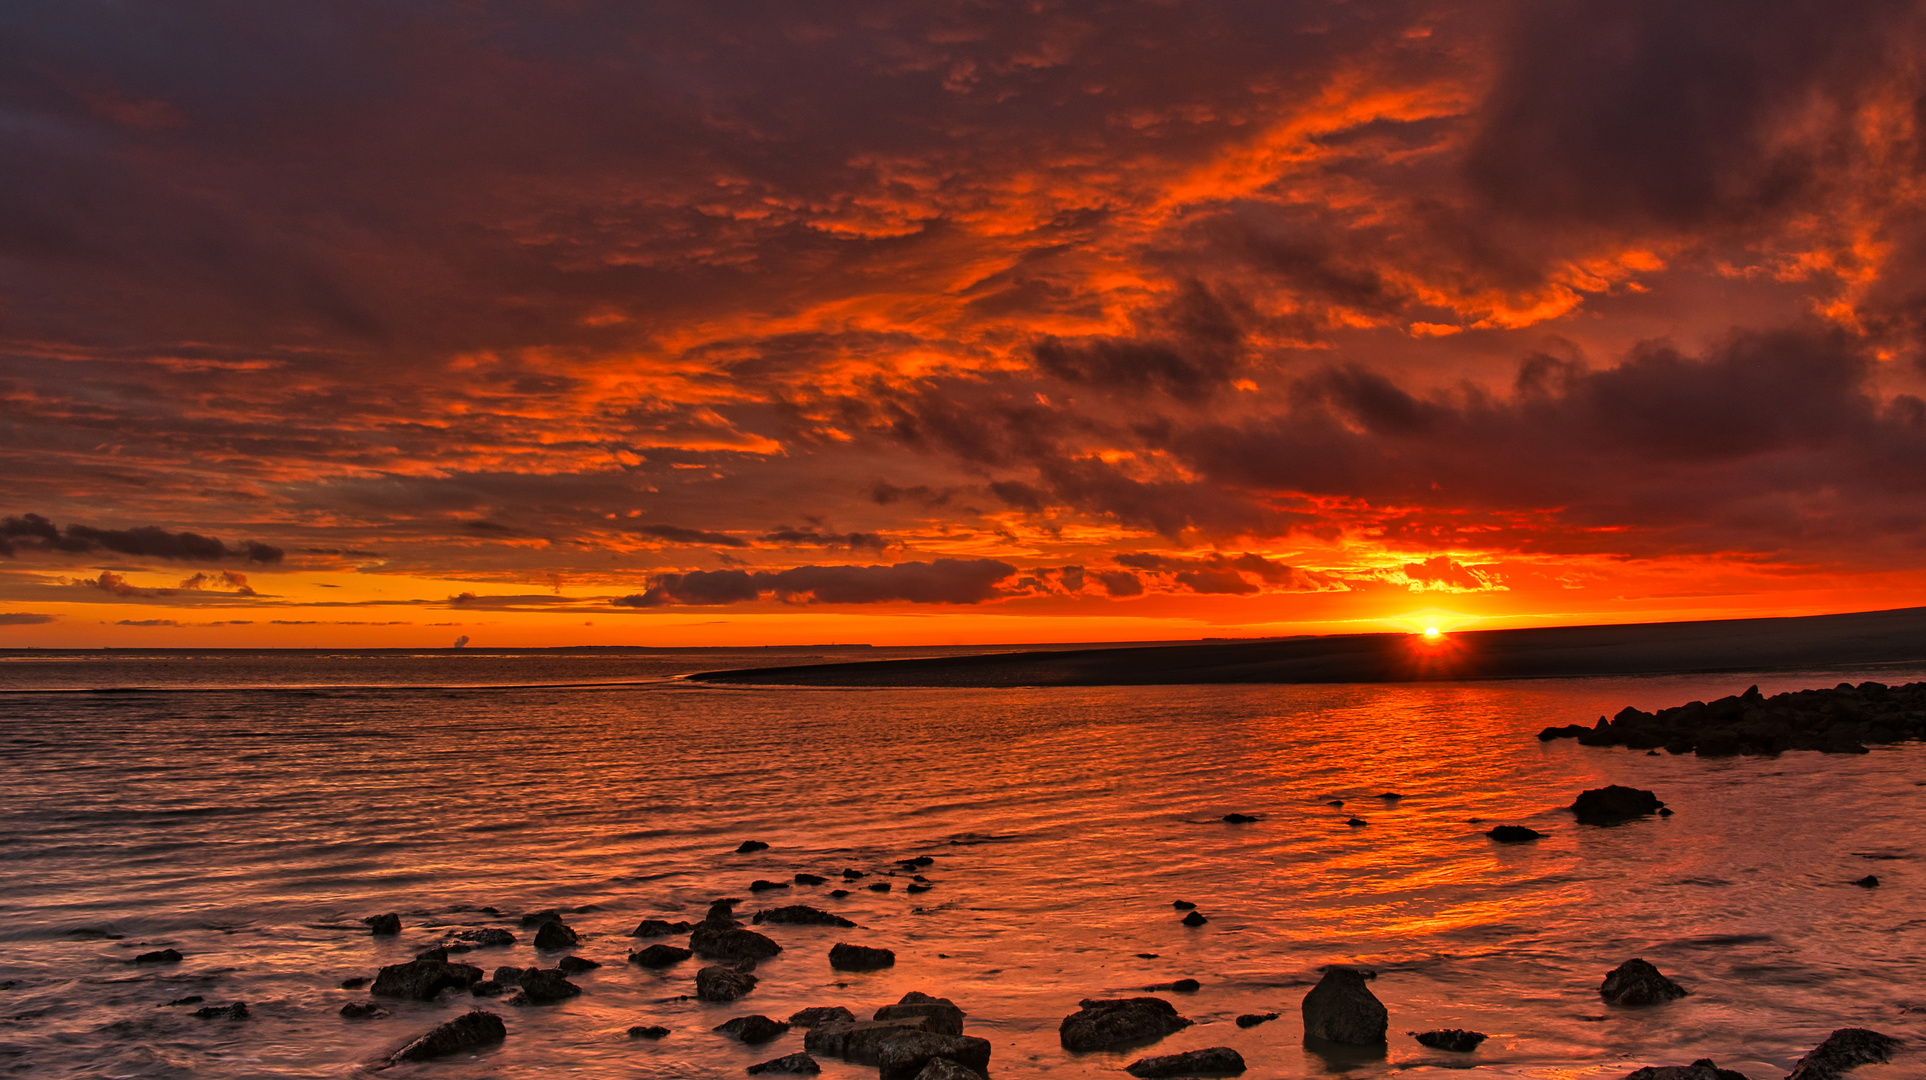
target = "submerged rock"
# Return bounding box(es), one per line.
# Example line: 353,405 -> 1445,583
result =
1222,813 -> 1260,823
632,919 -> 693,938
753,905 -> 857,928
533,921 -> 578,950
340,977 -> 370,989
692,923 -> 782,966
1143,979 -> 1199,993
340,1001 -> 388,1019
1572,786 -> 1669,824
556,955 -> 600,974
1853,875 -> 1880,888
630,943 -> 693,968
628,1024 -> 671,1039
371,958 -> 484,1000
1785,1028 -> 1902,1080
737,840 -> 771,853
1058,997 -> 1193,1052
794,873 -> 828,886
454,927 -> 514,946
470,980 -> 503,997
1623,1060 -> 1752,1080
1235,1012 -> 1279,1028
843,868 -> 867,879
805,1017 -> 933,1063
1171,900 -> 1196,910
491,965 -> 533,984
1599,958 -> 1688,1006
363,913 -> 402,936
1302,966 -> 1387,1044
875,991 -> 965,1036
1125,1046 -> 1246,1077
1181,911 -> 1208,927
509,968 -> 581,1005
133,948 -> 183,964
193,1002 -> 249,1020
747,1052 -> 822,1075
829,942 -> 896,970
867,882 -> 893,893
387,1009 -> 506,1064
696,965 -> 759,1002
749,879 -> 791,892
520,909 -> 562,927
1414,1029 -> 1487,1051
716,1014 -> 791,1043
1346,817 -> 1368,826
789,1005 -> 856,1027
1487,825 -> 1545,842
166,995 -> 204,1006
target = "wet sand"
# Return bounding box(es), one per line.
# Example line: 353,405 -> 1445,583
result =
690,606 -> 1926,687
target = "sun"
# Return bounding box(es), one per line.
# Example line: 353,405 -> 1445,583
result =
1423,626 -> 1441,638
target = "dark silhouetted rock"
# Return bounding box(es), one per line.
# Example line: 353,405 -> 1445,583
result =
750,879 -> 791,892
1785,1028 -> 1902,1080
509,968 -> 581,1005
363,913 -> 401,936
829,889 -> 851,898
1125,1046 -> 1246,1077
795,873 -> 827,885
340,1001 -> 387,1018
1181,911 -> 1208,927
491,965 -> 532,984
632,919 -> 693,938
830,943 -> 896,970
907,882 -> 932,893
1488,825 -> 1544,842
1853,875 -> 1880,887
340,977 -> 370,989
533,921 -> 578,950
875,1031 -> 993,1080
415,946 -> 451,962
692,923 -> 782,966
1572,786 -> 1669,824
1414,1028 -> 1487,1051
133,948 -> 183,964
388,1009 -> 506,1063
805,1017 -> 932,1062
470,980 -> 503,997
628,1024 -> 670,1039
371,958 -> 484,1000
455,928 -> 514,946
754,905 -> 856,928
900,856 -> 935,868
911,1060 -> 984,1080
630,943 -> 693,968
1236,1012 -> 1278,1028
556,955 -> 600,974
1600,958 -> 1688,1006
748,1052 -> 822,1075
875,991 -> 964,1036
1624,1059 -> 1751,1080
737,840 -> 770,853
790,1005 -> 856,1027
1346,817 -> 1368,826
1058,997 -> 1193,1052
1171,900 -> 1195,910
1539,724 -> 1592,740
166,995 -> 204,1006
1222,813 -> 1259,823
1379,792 -> 1404,800
867,882 -> 893,892
520,909 -> 562,927
1301,966 -> 1387,1044
717,1014 -> 791,1043
843,868 -> 867,879
194,1002 -> 249,1020
696,965 -> 758,1002
1143,978 -> 1199,993
706,898 -> 743,921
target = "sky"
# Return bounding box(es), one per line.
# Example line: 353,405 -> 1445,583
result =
5,0 -> 1926,648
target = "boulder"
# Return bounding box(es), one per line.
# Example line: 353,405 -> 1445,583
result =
340,1001 -> 387,1019
737,840 -> 771,853
630,944 -> 693,968
1487,826 -> 1544,842
1346,817 -> 1368,826
1058,997 -> 1193,1052
753,905 -> 857,928
829,943 -> 896,970
747,1052 -> 822,1075
1222,813 -> 1260,823
340,977 -> 370,989
1181,911 -> 1208,927
491,965 -> 532,984
1125,1047 -> 1246,1077
387,1009 -> 506,1063
1301,966 -> 1387,1044
1853,875 -> 1880,888
1235,1013 -> 1279,1028
1171,900 -> 1196,910
795,873 -> 828,885
696,965 -> 758,1002
455,927 -> 514,946
1785,1028 -> 1902,1080
193,1002 -> 249,1020
1599,958 -> 1688,1006
1623,1060 -> 1751,1080
693,923 -> 782,966
1571,786 -> 1668,824
632,919 -> 693,937
843,868 -> 867,879
628,1024 -> 670,1039
133,948 -> 183,964
875,1030 -> 994,1080
556,955 -> 600,974
509,968 -> 581,1005
911,1060 -> 984,1080
717,1014 -> 791,1043
363,913 -> 402,936
1538,723 -> 1592,740
371,959 -> 484,1000
805,1017 -> 933,1063
906,883 -> 933,894
520,909 -> 562,927
1143,979 -> 1199,993
875,991 -> 965,1036
167,995 -> 204,1006
868,882 -> 893,892
790,1005 -> 856,1027
470,980 -> 503,997
533,921 -> 578,950
749,879 -> 791,892
1414,1029 -> 1487,1051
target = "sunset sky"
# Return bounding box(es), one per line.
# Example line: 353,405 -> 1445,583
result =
5,1 -> 1926,647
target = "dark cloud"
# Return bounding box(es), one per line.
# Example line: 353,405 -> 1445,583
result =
1033,282 -> 1247,401
1402,555 -> 1504,591
630,523 -> 750,548
1096,570 -> 1145,598
761,529 -> 891,552
3,513 -> 283,563
619,558 -> 1019,608
115,619 -> 179,626
0,612 -> 57,625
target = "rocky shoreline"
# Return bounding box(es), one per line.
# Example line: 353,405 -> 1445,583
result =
1542,681 -> 1926,756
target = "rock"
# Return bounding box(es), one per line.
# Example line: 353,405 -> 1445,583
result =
1599,958 -> 1688,1006
1538,723 -> 1592,740
738,840 -> 771,853
874,1031 -> 994,1080
1326,799 -> 1344,806
628,1024 -> 670,1039
387,1009 -> 507,1063
509,968 -> 581,1005
830,942 -> 896,970
1235,1012 -> 1278,1028
520,909 -> 562,927
1624,1059 -> 1752,1080
556,955 -> 601,974
166,995 -> 204,1006
747,1052 -> 822,1075
533,921 -> 578,950
371,958 -> 484,1000
193,1002 -> 249,1020
1785,1028 -> 1902,1080
1125,1046 -> 1246,1077
1414,1028 -> 1487,1051
363,913 -> 402,936
907,883 -> 932,893
454,928 -> 514,946
416,946 -> 451,961
470,980 -> 503,997
750,879 -> 791,892
133,948 -> 183,964
340,1001 -> 388,1018
1181,911 -> 1208,927
790,1005 -> 857,1027
630,943 -> 694,967
1301,966 -> 1387,1044
717,1014 -> 791,1043
1379,792 -> 1405,799
875,991 -> 965,1036
491,965 -> 533,984
911,1060 -> 984,1080
1572,786 -> 1669,824
632,919 -> 693,937
1143,978 -> 1200,993
696,965 -> 759,1002
868,882 -> 893,892
1346,817 -> 1368,826
340,977 -> 370,989
1058,997 -> 1193,1052
1854,875 -> 1880,887
795,873 -> 828,885
692,923 -> 782,966
805,1017 -> 933,1062
1488,825 -> 1545,842
843,868 -> 867,879
1171,900 -> 1196,910
1222,813 -> 1260,823
754,905 -> 857,928
829,889 -> 851,898
900,856 -> 935,868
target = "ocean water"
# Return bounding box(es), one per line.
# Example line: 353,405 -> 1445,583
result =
1,648 -> 1923,1080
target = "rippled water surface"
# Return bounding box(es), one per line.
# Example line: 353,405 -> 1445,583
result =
2,649 -> 1924,1079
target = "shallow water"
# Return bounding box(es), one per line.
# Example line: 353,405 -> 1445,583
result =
2,650 -> 1924,1079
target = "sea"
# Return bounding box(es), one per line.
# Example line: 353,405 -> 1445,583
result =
1,647 -> 1923,1079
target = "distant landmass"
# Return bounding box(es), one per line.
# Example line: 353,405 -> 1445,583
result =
689,607 -> 1926,687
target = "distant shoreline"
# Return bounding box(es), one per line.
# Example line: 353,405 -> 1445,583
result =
689,606 -> 1926,688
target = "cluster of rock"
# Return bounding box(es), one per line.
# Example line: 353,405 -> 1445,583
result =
1541,681 -> 1926,756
